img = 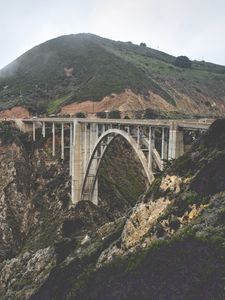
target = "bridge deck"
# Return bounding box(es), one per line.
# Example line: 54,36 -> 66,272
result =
18,117 -> 214,130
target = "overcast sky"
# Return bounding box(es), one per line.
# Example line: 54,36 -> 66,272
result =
0,0 -> 225,69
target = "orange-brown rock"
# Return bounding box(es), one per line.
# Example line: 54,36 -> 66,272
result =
60,89 -> 175,117
0,106 -> 30,118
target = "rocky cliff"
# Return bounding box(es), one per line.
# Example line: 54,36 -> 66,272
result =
0,120 -> 225,299
0,122 -> 146,299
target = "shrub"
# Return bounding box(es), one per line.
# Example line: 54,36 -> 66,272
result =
74,112 -> 86,118
174,56 -> 192,68
109,110 -> 121,119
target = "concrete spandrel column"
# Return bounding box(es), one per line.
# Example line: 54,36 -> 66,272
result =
42,122 -> 46,138
100,125 -> 104,155
61,123 -> 64,160
89,123 -> 99,205
83,123 -> 87,173
151,127 -> 155,149
162,128 -> 169,160
176,129 -> 184,158
32,122 -> 36,141
69,123 -> 73,176
137,126 -> 140,146
148,126 -> 152,172
161,127 -> 165,160
102,124 -> 106,133
52,122 -> 55,157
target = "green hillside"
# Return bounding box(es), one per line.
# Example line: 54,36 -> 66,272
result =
0,33 -> 225,115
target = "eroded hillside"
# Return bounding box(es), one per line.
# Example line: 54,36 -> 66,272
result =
0,34 -> 225,117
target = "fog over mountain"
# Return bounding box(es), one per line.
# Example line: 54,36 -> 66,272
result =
0,33 -> 225,118
1,0 -> 225,70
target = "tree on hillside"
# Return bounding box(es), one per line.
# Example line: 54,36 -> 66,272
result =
74,112 -> 86,118
109,110 -> 121,119
174,56 -> 192,68
96,111 -> 106,118
140,42 -> 147,47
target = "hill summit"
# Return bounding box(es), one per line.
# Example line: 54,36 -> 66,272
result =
0,33 -> 225,117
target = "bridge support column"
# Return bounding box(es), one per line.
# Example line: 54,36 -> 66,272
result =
61,123 -> 64,160
71,122 -> 99,204
71,121 -> 83,204
161,127 -> 168,160
32,122 -> 36,141
69,123 -> 73,176
148,126 -> 153,172
42,122 -> 46,138
168,123 -> 184,160
52,122 -> 55,157
137,126 -> 140,146
89,123 -> 99,205
83,123 -> 88,173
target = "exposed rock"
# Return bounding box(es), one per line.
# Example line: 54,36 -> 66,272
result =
160,175 -> 182,194
97,197 -> 170,267
0,106 -> 30,118
121,198 -> 170,249
1,120 -> 225,300
0,247 -> 55,300
81,234 -> 91,245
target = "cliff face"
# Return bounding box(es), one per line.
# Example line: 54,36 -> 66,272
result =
72,120 -> 225,300
32,121 -> 225,299
0,120 -> 225,299
0,123 -> 147,299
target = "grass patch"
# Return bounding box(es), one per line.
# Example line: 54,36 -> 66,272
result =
46,94 -> 71,113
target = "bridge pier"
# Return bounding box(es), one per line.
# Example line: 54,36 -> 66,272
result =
161,127 -> 168,160
71,122 -> 99,204
168,123 -> 184,160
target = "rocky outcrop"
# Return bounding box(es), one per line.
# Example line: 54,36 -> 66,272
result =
1,120 -> 225,300
121,198 -> 170,249
0,123 -> 147,299
0,140 -> 33,262
0,247 -> 56,300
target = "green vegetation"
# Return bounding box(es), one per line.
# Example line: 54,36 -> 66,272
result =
46,94 -> 71,114
74,111 -> 86,118
173,55 -> 192,68
69,236 -> 225,299
0,33 -> 225,114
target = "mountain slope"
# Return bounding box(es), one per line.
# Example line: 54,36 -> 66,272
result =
0,33 -> 225,116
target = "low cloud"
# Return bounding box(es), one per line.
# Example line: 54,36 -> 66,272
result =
0,0 -> 225,68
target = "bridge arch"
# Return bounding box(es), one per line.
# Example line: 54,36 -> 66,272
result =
81,128 -> 154,203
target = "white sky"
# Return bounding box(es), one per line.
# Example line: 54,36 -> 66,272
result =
0,0 -> 225,69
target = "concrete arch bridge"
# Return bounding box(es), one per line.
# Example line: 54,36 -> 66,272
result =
20,117 -> 213,205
